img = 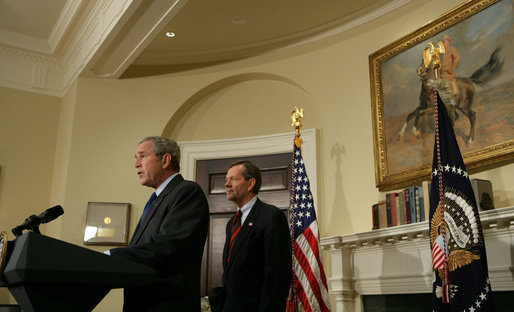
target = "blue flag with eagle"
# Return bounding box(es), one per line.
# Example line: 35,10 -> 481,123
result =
429,90 -> 494,311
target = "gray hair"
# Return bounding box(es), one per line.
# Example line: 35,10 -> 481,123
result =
139,136 -> 180,171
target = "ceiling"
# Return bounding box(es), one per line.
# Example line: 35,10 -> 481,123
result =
0,0 -> 407,96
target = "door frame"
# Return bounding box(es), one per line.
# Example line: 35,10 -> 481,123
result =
179,128 -> 318,209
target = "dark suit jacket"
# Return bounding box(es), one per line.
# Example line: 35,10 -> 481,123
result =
209,198 -> 292,312
111,174 -> 209,312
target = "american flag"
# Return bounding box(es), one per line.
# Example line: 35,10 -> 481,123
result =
429,90 -> 493,311
287,139 -> 331,312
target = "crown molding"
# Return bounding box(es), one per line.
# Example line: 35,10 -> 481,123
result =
0,0 -> 407,97
47,0 -> 84,54
0,45 -> 63,96
85,0 -> 187,78
0,0 -> 142,97
0,29 -> 51,54
279,0 -> 411,52
59,0 -> 144,95
133,0 -> 411,66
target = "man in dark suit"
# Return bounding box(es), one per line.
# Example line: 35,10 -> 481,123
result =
209,160 -> 292,312
108,136 -> 209,311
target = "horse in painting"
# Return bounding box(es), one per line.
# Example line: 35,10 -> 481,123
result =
398,47 -> 503,145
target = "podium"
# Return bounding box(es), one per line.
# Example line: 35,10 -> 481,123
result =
0,232 -> 157,312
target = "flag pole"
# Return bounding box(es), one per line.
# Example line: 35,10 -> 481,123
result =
424,41 -> 451,304
287,107 -> 331,311
287,106 -> 303,312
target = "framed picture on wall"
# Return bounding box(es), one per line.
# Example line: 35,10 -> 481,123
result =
84,202 -> 130,245
369,0 -> 514,191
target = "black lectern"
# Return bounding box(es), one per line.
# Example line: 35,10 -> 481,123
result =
1,232 -> 157,312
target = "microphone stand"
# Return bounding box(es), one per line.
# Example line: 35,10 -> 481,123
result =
12,215 -> 42,238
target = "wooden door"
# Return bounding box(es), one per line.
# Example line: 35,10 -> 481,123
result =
195,153 -> 291,296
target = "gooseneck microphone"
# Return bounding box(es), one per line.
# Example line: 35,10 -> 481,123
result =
12,205 -> 64,237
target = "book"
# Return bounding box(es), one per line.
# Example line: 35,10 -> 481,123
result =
386,193 -> 398,227
422,180 -> 430,221
415,186 -> 421,222
404,188 -> 412,224
408,186 -> 416,223
416,185 -> 425,221
372,203 -> 380,230
398,190 -> 405,225
470,178 -> 495,211
395,193 -> 401,225
378,200 -> 388,229
385,193 -> 392,227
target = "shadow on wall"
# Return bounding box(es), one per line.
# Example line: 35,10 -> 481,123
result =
329,142 -> 352,233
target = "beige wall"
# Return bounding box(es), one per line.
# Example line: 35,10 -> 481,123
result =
0,86 -> 61,302
1,0 -> 513,309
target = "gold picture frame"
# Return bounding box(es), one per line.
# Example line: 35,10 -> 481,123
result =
0,231 -> 8,279
370,0 -> 514,191
84,202 -> 130,245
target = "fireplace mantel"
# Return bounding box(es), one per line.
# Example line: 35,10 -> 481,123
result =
320,206 -> 514,312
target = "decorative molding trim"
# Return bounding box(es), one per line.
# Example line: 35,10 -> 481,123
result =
0,46 -> 61,66
0,0 -> 139,96
60,0 -> 138,93
32,62 -> 49,92
321,206 -> 514,311
48,0 -> 84,54
88,0 -> 187,78
134,0 -> 411,66
0,0 -> 410,97
0,30 -> 50,54
282,0 -> 411,51
179,129 -> 318,207
0,46 -> 63,96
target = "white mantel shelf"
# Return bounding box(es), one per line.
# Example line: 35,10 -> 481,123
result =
320,206 -> 514,312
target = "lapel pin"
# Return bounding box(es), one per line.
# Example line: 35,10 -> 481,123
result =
249,222 -> 253,226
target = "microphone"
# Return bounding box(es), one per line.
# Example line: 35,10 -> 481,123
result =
37,205 -> 64,223
12,205 -> 64,237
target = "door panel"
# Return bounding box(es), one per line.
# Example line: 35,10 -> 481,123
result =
196,153 -> 291,296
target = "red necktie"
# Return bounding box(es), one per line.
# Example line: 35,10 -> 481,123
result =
227,209 -> 242,263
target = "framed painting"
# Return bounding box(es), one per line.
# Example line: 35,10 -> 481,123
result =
83,202 -> 130,245
370,0 -> 514,191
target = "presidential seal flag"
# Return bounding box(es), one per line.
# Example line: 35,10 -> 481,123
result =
430,90 -> 494,311
287,135 -> 330,312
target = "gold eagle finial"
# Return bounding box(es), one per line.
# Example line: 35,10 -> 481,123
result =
423,41 -> 445,79
291,106 -> 303,135
291,106 -> 304,148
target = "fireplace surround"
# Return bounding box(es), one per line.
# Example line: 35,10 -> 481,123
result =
320,206 -> 514,311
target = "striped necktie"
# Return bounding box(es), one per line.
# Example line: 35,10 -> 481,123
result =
227,209 -> 242,263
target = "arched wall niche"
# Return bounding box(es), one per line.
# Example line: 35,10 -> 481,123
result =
160,71 -> 320,205
161,72 -> 318,141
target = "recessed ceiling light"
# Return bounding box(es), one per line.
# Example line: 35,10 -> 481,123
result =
165,32 -> 176,38
232,18 -> 246,25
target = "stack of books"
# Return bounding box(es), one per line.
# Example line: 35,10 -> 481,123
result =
371,179 -> 494,230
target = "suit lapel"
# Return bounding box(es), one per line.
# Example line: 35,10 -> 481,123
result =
225,198 -> 261,272
130,174 -> 184,245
